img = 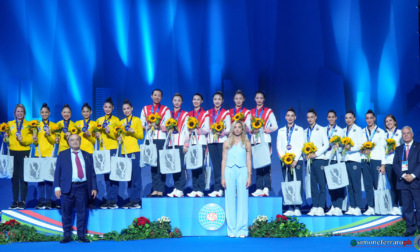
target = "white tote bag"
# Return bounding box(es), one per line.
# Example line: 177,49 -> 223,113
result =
252,129 -> 271,169
159,134 -> 181,174
281,167 -> 303,205
374,173 -> 393,215
205,151 -> 211,191
41,144 -> 57,182
324,152 -> 349,190
24,146 -> 44,182
0,142 -> 14,178
304,160 -> 311,200
185,130 -> 204,170
110,144 -> 132,181
140,130 -> 157,167
93,141 -> 111,174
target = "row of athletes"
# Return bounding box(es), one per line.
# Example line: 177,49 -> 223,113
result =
2,89 -> 403,216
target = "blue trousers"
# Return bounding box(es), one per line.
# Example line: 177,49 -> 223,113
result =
328,160 -> 346,208
173,146 -> 186,191
124,152 -> 141,201
401,188 -> 420,234
225,165 -> 249,237
38,181 -> 53,201
362,159 -> 381,208
61,182 -> 88,238
385,164 -> 402,207
310,159 -> 327,208
191,146 -> 207,192
346,161 -> 362,208
104,149 -> 119,201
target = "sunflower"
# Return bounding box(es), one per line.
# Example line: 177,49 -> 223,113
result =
187,117 -> 199,129
174,121 -> 178,127
69,126 -> 80,134
253,120 -> 261,128
29,120 -> 38,127
96,122 -> 103,130
302,142 -> 317,162
0,123 -> 8,132
281,153 -> 296,167
165,120 -> 172,127
233,112 -> 244,122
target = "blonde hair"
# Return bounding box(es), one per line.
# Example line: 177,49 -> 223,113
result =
226,120 -> 249,149
14,104 -> 26,118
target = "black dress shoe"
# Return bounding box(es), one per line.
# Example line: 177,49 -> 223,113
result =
78,236 -> 90,243
404,232 -> 415,237
146,194 -> 156,198
60,236 -> 71,243
155,194 -> 163,198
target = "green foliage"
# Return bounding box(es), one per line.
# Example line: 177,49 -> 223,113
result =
0,220 -> 61,244
249,215 -> 312,238
345,220 -> 417,237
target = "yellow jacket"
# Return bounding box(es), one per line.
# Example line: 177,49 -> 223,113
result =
96,115 -> 119,150
120,115 -> 144,154
75,119 -> 96,154
34,121 -> 56,157
56,120 -> 75,152
7,119 -> 32,151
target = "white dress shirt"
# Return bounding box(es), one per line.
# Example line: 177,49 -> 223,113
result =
276,124 -> 305,160
323,125 -> 345,162
71,150 -> 87,182
361,125 -> 386,164
342,124 -> 364,162
402,140 -> 416,179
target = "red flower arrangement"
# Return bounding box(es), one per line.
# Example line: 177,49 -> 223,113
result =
133,217 -> 150,227
276,214 -> 288,223
4,219 -> 21,228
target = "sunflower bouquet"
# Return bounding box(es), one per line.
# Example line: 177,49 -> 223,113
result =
385,138 -> 397,155
113,123 -> 126,143
69,125 -> 81,135
147,113 -> 161,131
211,121 -> 225,141
302,142 -> 317,164
27,120 -> 40,135
360,141 -> 376,162
0,122 -> 9,142
165,118 -> 179,133
50,124 -> 63,138
232,112 -> 245,122
91,122 -> 103,135
340,137 -> 354,156
281,153 -> 296,174
251,117 -> 265,138
187,117 -> 199,130
329,135 -> 341,155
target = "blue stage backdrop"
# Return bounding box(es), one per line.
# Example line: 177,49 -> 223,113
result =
0,0 -> 419,209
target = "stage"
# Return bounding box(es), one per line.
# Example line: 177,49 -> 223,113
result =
0,197 -> 402,236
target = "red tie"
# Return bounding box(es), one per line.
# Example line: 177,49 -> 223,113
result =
406,144 -> 410,160
73,152 -> 84,179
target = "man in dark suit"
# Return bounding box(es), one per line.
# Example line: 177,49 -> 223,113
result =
393,126 -> 420,237
54,134 -> 97,243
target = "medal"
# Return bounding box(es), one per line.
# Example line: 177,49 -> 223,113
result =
125,125 -> 130,131
15,132 -> 21,137
83,119 -> 90,132
15,119 -> 23,137
82,127 -> 88,132
63,128 -> 68,133
286,124 -> 294,150
125,115 -> 133,132
103,115 -> 112,128
103,122 -> 108,127
43,120 -> 49,131
63,119 -> 70,134
286,144 -> 292,150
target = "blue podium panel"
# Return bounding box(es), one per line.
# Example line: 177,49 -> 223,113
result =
0,197 -> 283,236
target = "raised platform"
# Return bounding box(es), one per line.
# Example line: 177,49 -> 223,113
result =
0,197 -> 402,236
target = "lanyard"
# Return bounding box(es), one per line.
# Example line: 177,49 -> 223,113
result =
104,114 -> 112,124
151,104 -> 161,114
172,110 -> 181,121
193,109 -> 201,119
286,124 -> 294,146
234,107 -> 243,115
387,128 -> 397,139
212,108 -> 221,124
255,107 -> 264,119
15,119 -> 23,133
307,125 -> 315,142
43,119 -> 49,127
84,119 -> 91,128
327,124 -> 336,140
365,126 -> 378,142
346,125 -> 354,137
64,119 -> 70,130
126,115 -> 133,126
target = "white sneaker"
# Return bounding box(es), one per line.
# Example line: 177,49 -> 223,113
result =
326,207 -> 335,216
345,207 -> 355,215
332,207 -> 343,216
217,190 -> 224,197
167,189 -> 177,197
293,209 -> 302,216
173,189 -> 184,197
390,207 -> 401,215
353,207 -> 362,216
307,207 -> 317,216
263,187 -> 269,197
283,210 -> 294,216
187,191 -> 197,197
363,207 -> 375,216
208,191 -> 218,197
251,189 -> 264,197
314,207 -> 325,216
195,191 -> 204,197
